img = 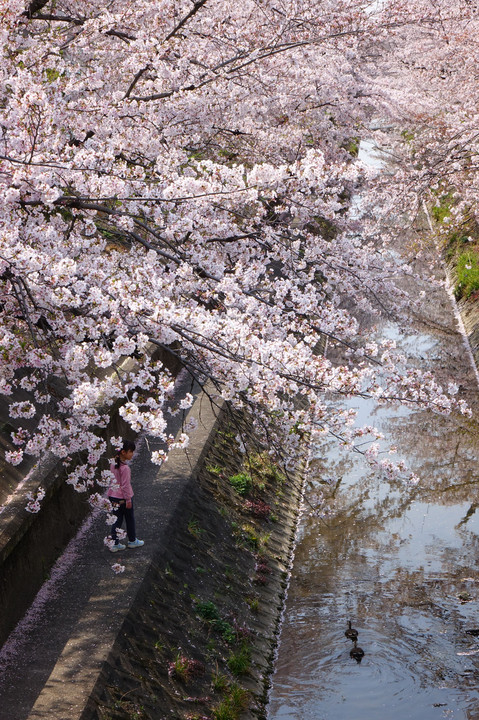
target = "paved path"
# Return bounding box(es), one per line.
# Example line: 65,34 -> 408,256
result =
0,378 -> 223,720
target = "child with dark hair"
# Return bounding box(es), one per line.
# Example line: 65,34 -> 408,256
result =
108,439 -> 144,552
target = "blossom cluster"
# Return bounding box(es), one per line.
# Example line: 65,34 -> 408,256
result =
25,487 -> 45,514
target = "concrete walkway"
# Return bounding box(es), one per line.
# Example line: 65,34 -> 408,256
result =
0,379 -> 223,720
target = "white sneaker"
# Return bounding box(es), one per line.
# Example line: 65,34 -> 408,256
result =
110,542 -> 126,553
127,538 -> 144,549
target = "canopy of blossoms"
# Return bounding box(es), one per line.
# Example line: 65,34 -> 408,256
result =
0,0 -> 473,505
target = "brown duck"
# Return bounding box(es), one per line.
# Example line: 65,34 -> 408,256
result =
345,620 -> 358,641
350,640 -> 365,662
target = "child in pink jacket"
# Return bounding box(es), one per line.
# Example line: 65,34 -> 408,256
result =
108,439 -> 144,552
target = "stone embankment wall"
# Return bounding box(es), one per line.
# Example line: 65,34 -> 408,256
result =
0,405 -> 135,649
443,257 -> 479,376
84,409 -> 303,720
0,346 -> 179,649
0,453 -> 89,648
451,294 -> 479,371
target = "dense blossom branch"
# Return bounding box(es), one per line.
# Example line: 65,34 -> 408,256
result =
0,0 -> 473,516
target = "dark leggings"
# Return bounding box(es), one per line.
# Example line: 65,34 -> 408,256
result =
110,497 -> 136,543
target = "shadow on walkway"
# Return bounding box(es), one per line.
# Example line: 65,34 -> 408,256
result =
0,379 -> 223,720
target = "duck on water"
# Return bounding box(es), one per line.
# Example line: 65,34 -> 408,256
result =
345,621 -> 358,641
350,640 -> 365,663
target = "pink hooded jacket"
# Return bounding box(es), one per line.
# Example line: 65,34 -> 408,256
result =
107,461 -> 134,502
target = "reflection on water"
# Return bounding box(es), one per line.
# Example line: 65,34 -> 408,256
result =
358,138 -> 385,170
268,320 -> 479,720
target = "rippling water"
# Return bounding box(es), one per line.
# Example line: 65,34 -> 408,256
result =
267,142 -> 479,720
268,338 -> 479,719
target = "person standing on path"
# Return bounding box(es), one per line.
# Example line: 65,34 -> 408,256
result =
108,439 -> 145,552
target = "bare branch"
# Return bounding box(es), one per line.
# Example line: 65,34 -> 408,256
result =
22,0 -> 51,18
124,66 -> 151,99
23,7 -> 136,41
164,0 -> 209,42
105,28 -> 137,42
205,232 -> 259,243
25,12 -> 84,24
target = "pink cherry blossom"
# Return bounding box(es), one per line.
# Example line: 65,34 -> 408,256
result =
0,0 -> 473,523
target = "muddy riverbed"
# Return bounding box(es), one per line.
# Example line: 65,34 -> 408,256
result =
267,142 -> 479,720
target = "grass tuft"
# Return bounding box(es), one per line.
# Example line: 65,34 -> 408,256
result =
212,683 -> 249,720
227,644 -> 251,676
454,251 -> 479,299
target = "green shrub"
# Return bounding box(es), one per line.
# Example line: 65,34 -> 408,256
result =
246,596 -> 259,613
168,652 -> 190,682
211,670 -> 229,693
195,600 -> 220,621
227,644 -> 251,676
343,136 -> 359,156
195,601 -> 235,642
229,472 -> 252,496
401,129 -> 415,143
431,194 -> 453,223
240,523 -> 259,550
248,451 -> 286,485
216,620 -> 236,644
206,464 -> 222,475
445,231 -> 471,261
187,518 -> 204,538
212,684 -> 249,720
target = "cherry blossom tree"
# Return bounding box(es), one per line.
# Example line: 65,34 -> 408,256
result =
0,0 -> 471,512
356,0 -> 479,244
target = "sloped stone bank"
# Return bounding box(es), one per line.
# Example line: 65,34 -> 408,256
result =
86,412 -> 303,720
0,454 -> 89,649
442,255 -> 479,375
451,292 -> 479,370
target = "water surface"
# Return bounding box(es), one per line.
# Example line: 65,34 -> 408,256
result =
268,323 -> 479,720
268,142 -> 479,720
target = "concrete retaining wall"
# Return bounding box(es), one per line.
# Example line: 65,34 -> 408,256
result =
0,345 -> 180,650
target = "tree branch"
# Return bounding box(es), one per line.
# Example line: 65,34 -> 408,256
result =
22,0 -> 51,18
124,66 -> 151,99
105,28 -> 136,42
23,7 -> 136,41
164,0 -> 209,42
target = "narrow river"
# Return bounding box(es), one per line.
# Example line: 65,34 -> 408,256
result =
267,141 -> 479,720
